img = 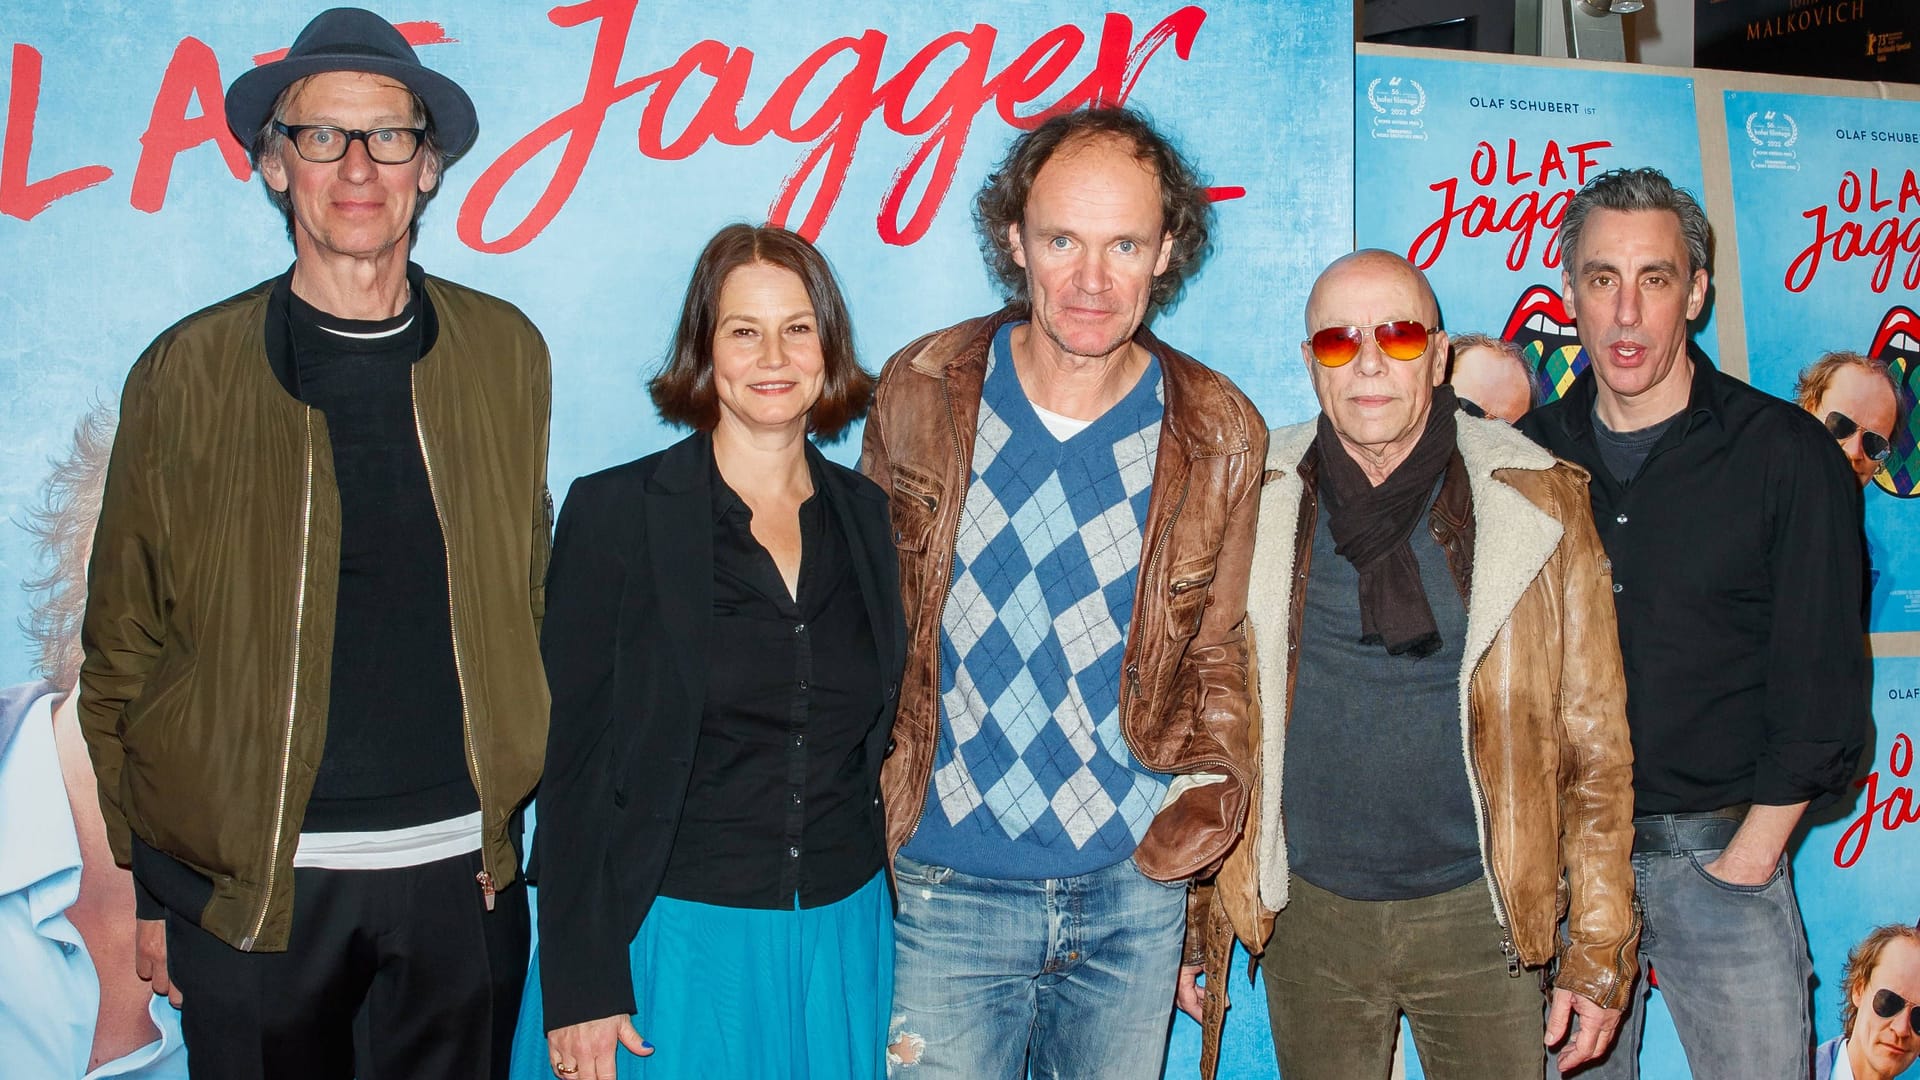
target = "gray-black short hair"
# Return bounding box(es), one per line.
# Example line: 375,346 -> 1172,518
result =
247,75 -> 446,244
974,107 -> 1213,311
1559,167 -> 1711,279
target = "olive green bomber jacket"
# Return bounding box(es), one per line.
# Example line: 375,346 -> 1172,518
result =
79,268 -> 552,952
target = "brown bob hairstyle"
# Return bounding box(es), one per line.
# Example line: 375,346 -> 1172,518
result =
649,224 -> 873,441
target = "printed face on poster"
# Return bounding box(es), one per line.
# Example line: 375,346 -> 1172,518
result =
1353,53 -> 1715,407
1723,89 -> 1920,633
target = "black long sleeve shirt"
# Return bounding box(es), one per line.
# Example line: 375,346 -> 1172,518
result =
286,291 -> 476,832
655,453 -> 885,908
1520,348 -> 1868,815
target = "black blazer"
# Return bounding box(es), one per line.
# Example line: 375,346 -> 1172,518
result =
531,431 -> 906,1032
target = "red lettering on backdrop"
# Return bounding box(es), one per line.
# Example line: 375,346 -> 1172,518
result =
457,1 -> 1213,252
1834,732 -> 1919,869
1406,137 -> 1610,272
7,12 -> 1233,241
131,36 -> 251,214
1,43 -> 113,221
1785,168 -> 1920,293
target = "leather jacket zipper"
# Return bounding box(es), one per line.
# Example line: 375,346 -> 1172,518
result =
902,372 -> 971,848
1119,468 -> 1191,765
411,368 -> 493,909
245,409 -> 315,951
1463,647 -> 1518,973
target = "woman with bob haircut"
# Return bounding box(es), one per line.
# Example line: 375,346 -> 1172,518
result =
509,224 -> 904,1080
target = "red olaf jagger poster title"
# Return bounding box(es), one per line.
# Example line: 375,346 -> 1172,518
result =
1354,53 -> 1713,406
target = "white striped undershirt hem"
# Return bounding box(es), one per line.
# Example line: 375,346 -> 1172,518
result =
293,810 -> 483,870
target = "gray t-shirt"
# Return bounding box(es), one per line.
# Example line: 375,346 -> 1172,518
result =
1591,403 -> 1681,486
1283,485 -> 1482,902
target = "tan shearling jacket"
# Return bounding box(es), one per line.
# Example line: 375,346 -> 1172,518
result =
1194,415 -> 1638,1078
858,305 -> 1266,883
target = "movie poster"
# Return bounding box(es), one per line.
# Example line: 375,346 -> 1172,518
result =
1801,656 -> 1920,1056
1353,52 -> 1714,406
0,4 -> 1351,1076
1723,89 -> 1920,634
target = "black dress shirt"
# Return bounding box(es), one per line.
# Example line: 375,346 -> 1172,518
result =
656,454 -> 885,908
1520,347 -> 1868,815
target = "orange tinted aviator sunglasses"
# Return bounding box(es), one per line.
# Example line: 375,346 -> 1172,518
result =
1308,320 -> 1438,367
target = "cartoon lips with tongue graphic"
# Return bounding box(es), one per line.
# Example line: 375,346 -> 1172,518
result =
1502,284 -> 1587,406
1870,305 -> 1919,498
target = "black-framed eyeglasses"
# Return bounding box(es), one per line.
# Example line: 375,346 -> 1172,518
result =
274,123 -> 427,165
1873,987 -> 1920,1030
1823,411 -> 1892,463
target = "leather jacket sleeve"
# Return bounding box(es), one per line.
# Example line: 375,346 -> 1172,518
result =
1546,468 -> 1640,1010
1134,419 -> 1265,882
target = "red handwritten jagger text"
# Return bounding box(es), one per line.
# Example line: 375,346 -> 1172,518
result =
1406,138 -> 1610,272
1784,168 -> 1920,294
1834,731 -> 1918,870
457,0 -> 1211,252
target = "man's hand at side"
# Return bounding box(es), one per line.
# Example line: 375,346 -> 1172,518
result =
1545,987 -> 1622,1072
135,918 -> 180,1007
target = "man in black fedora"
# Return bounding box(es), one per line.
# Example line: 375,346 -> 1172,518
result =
79,8 -> 552,1077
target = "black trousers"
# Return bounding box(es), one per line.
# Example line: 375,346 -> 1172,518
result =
165,849 -> 530,1080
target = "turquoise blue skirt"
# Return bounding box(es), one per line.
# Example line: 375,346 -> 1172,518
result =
508,872 -> 893,1079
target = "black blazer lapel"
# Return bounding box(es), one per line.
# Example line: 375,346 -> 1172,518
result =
646,433 -> 714,713
815,445 -> 905,697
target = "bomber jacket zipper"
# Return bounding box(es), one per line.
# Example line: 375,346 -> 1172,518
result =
245,409 -> 315,951
412,369 -> 494,909
901,372 -> 972,847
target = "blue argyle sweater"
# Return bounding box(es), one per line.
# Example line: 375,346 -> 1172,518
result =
902,322 -> 1171,879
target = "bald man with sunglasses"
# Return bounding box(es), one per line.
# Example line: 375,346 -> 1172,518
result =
1191,250 -> 1638,1079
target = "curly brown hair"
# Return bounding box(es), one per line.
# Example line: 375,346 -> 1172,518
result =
973,107 -> 1213,311
1793,350 -> 1898,415
1840,923 -> 1920,1033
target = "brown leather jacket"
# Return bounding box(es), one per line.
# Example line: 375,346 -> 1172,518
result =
1194,416 -> 1638,1078
858,305 -> 1266,881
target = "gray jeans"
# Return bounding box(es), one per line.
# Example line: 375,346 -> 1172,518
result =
1557,841 -> 1812,1079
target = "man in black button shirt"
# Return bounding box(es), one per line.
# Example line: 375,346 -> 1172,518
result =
1521,167 -> 1869,1079
80,10 -> 552,1079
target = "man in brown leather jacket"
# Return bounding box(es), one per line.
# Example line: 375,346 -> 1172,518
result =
860,107 -> 1264,1079
1193,250 -> 1636,1080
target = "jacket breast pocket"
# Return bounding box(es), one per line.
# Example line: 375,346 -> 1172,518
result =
1164,557 -> 1216,640
888,465 -> 944,554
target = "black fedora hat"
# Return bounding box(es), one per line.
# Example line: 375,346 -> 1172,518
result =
225,7 -> 477,159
